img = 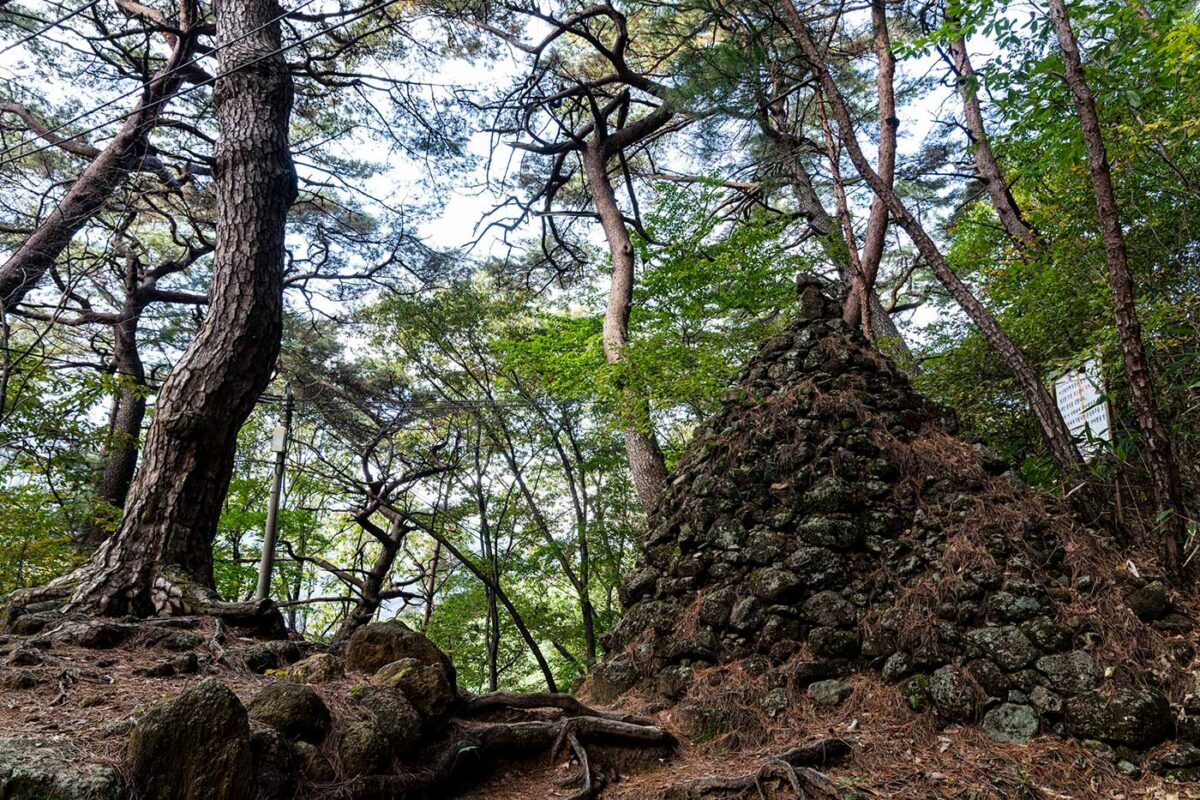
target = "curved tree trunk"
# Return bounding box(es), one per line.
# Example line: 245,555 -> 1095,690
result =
66,0 -> 297,616
779,0 -> 1083,476
0,3 -> 200,313
329,523 -> 405,648
583,144 -> 668,514
762,94 -> 908,349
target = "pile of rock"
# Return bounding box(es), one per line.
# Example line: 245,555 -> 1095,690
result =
587,284 -> 1196,756
126,620 -> 459,800
0,619 -> 460,800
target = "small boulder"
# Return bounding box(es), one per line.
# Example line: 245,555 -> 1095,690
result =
374,658 -> 457,720
674,702 -> 730,743
881,652 -> 912,683
249,727 -> 297,800
345,621 -> 456,687
293,741 -> 334,783
900,673 -> 931,712
337,720 -> 390,776
748,567 -> 802,602
248,682 -> 331,743
126,678 -> 255,800
133,652 -> 200,678
1152,742 -> 1200,782
1035,651 -> 1098,695
287,653 -> 343,683
1125,581 -> 1170,621
1065,688 -> 1171,748
809,627 -> 860,659
0,667 -> 44,689
350,685 -> 422,753
1030,685 -> 1064,715
0,737 -> 121,800
930,665 -> 978,723
242,640 -> 302,674
802,591 -> 857,629
965,626 -> 1039,671
982,703 -> 1039,743
581,658 -> 637,704
807,679 -> 853,707
7,646 -> 43,666
987,592 -> 1042,623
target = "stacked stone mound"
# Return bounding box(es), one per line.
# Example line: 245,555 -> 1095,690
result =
587,285 -> 1196,753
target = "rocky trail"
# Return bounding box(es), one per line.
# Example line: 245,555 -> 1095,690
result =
4,286 -> 1200,799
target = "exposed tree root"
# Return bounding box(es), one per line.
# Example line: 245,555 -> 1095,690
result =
664,739 -> 858,799
461,690 -> 658,725
350,697 -> 675,799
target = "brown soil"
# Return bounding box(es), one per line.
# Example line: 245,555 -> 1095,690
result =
3,617 -> 1200,798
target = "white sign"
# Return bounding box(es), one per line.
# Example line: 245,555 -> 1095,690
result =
270,425 -> 288,453
1053,359 -> 1111,458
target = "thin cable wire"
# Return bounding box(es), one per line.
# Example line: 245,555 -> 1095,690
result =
0,0 -> 322,164
0,0 -> 103,58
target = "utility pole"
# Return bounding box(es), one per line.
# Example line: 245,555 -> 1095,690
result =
255,384 -> 293,602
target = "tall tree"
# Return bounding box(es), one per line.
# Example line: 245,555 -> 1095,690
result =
943,14 -> 1040,249
778,0 -> 1083,475
1046,0 -> 1189,574
481,3 -> 674,512
65,0 -> 297,615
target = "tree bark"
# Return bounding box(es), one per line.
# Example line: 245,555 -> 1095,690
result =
66,0 -> 297,616
843,0 -> 898,333
760,86 -> 907,347
1047,0 -> 1188,575
86,294 -> 148,545
947,25 -> 1039,248
0,3 -> 200,313
779,0 -> 1083,476
582,144 -> 668,514
329,516 -> 409,649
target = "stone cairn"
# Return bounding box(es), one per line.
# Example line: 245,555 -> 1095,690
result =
586,281 -> 1197,759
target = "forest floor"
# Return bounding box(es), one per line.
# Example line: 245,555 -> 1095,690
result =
3,618 -> 1200,800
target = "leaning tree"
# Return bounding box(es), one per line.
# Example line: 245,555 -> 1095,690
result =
64,0 -> 297,615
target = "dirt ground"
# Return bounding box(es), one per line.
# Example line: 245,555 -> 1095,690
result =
3,619 -> 1200,799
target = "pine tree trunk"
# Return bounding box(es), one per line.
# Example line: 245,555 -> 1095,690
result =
85,303 -> 147,546
843,0 -> 897,333
780,0 -> 1083,476
583,145 -> 668,514
772,114 -> 908,348
66,0 -> 296,616
947,26 -> 1039,248
1047,0 -> 1188,576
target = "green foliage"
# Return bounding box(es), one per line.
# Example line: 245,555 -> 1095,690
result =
916,0 -> 1200,485
0,357 -> 104,593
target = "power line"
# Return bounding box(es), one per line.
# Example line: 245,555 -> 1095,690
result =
0,0 -> 406,167
0,0 -> 104,58
0,0 -> 323,165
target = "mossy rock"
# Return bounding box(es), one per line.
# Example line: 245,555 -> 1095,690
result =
247,682 -> 331,744
126,678 -> 255,800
